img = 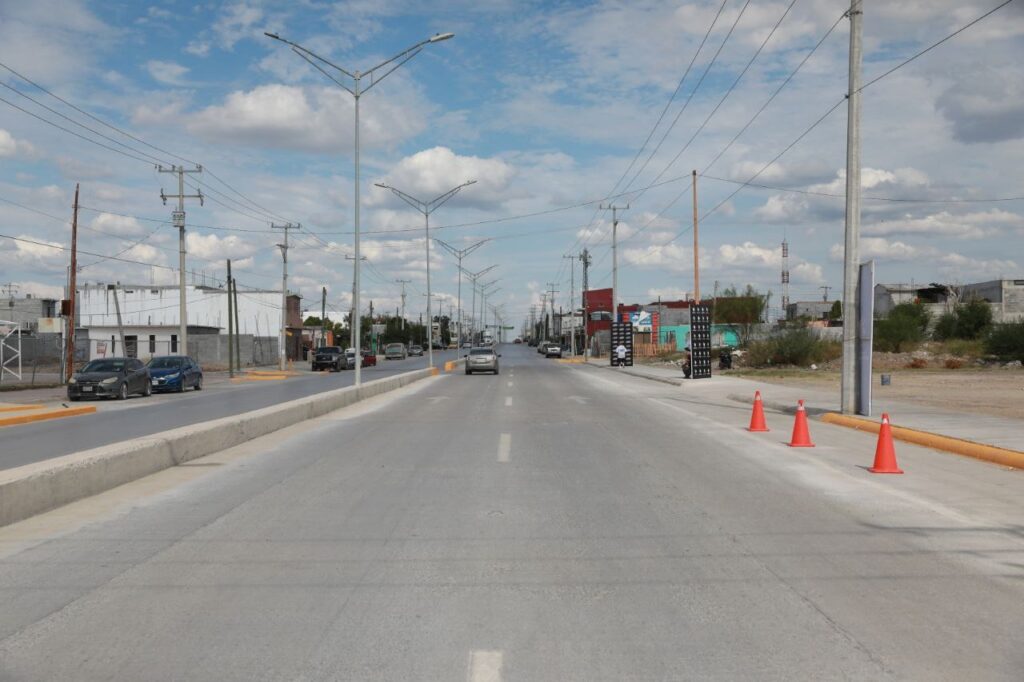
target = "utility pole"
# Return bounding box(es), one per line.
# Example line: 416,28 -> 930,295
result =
272,222 -> 300,370
158,164 -> 203,356
820,285 -> 832,303
580,248 -> 591,356
436,238 -> 488,346
563,255 -> 576,356
546,283 -> 559,341
321,286 -> 327,347
227,259 -> 235,377
65,183 -> 79,381
110,285 -> 126,356
692,170 -> 701,303
396,279 -> 411,330
232,277 -> 241,369
841,0 -> 863,414
600,203 -> 628,320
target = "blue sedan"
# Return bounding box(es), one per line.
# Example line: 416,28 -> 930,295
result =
146,355 -> 203,392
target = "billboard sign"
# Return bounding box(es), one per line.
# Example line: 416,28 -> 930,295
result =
629,310 -> 653,332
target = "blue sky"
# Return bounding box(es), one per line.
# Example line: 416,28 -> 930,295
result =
1,0 -> 1022,326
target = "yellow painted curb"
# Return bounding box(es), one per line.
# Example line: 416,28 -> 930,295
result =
557,357 -> 586,364
821,413 -> 1024,470
444,360 -> 454,372
0,404 -> 46,413
0,405 -> 96,427
430,367 -> 441,377
245,370 -> 299,377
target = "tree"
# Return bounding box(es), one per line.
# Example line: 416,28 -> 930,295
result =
828,300 -> 842,321
713,284 -> 767,347
954,297 -> 993,339
875,301 -> 930,352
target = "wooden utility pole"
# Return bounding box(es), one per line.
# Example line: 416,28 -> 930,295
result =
321,286 -> 327,347
692,170 -> 700,304
232,277 -> 241,369
65,184 -> 79,381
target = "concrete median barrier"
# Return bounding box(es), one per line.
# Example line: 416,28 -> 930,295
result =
0,368 -> 434,528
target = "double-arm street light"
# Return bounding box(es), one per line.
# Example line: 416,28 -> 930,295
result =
375,181 -> 476,369
479,281 -> 501,337
464,265 -> 497,345
265,30 -> 455,386
436,238 -> 490,348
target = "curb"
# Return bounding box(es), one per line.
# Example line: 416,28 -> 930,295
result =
0,368 -> 434,528
582,360 -> 685,386
0,405 -> 97,428
0,404 -> 46,413
821,412 -> 1024,470
443,358 -> 466,373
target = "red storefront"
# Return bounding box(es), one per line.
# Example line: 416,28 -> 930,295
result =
583,287 -> 613,338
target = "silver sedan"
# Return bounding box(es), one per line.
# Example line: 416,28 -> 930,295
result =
464,347 -> 500,375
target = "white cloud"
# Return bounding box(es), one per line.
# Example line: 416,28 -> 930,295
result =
145,60 -> 190,86
0,234 -> 67,273
186,233 -> 257,260
184,41 -> 210,57
213,2 -> 263,50
88,213 -> 144,237
717,241 -> 780,268
0,129 -> 34,158
374,147 -> 515,209
647,287 -> 689,301
865,209 -> 1019,240
186,84 -> 428,153
11,281 -> 63,299
831,237 -> 922,262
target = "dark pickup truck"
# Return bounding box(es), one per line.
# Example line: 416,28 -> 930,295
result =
311,346 -> 344,372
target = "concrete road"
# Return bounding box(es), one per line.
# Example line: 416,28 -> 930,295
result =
1,344 -> 1022,680
0,349 -> 459,471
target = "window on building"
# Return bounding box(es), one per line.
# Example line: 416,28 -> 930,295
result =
171,334 -> 178,353
149,335 -> 156,353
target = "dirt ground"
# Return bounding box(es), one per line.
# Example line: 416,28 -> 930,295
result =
729,368 -> 1023,420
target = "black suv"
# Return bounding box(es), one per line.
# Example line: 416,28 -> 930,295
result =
311,346 -> 344,372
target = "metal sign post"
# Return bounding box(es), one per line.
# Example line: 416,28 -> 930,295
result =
0,320 -> 22,384
856,261 -> 874,416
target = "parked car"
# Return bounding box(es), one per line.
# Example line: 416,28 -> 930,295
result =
544,343 -> 563,359
408,345 -> 424,357
311,346 -> 345,372
147,355 -> 203,392
528,338 -> 539,347
384,343 -> 407,360
344,348 -> 377,368
68,357 -> 151,401
537,340 -> 550,353
465,347 -> 500,375
514,337 -> 522,344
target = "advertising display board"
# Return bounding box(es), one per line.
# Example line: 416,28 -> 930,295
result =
610,321 -> 633,367
689,304 -> 712,379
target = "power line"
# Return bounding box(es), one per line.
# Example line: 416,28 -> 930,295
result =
698,174 -> 1024,203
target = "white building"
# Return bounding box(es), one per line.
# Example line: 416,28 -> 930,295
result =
76,283 -> 297,360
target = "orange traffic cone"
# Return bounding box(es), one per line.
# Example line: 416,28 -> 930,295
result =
747,391 -> 769,432
787,400 -> 815,447
869,413 -> 903,474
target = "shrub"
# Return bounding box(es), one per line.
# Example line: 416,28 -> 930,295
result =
745,329 -> 841,367
906,358 -> 928,369
942,338 -> 984,358
954,298 -> 993,339
876,302 -> 930,352
933,313 -> 958,341
944,358 -> 964,369
985,321 -> 1024,361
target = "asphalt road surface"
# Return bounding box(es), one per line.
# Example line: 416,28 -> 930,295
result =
1,344 -> 1022,680
0,350 -> 459,471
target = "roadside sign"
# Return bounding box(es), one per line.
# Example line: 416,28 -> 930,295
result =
371,324 -> 385,334
690,304 -> 712,379
610,321 -> 633,367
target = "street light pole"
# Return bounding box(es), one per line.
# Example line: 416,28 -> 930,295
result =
436,239 -> 489,347
374,181 -> 476,369
461,265 -> 497,346
266,30 -> 455,386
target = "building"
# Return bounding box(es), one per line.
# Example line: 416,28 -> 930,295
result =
960,279 -> 1024,323
2,294 -> 59,332
786,300 -> 836,321
75,283 -> 301,362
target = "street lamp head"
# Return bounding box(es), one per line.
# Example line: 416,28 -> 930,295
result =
374,182 -> 389,189
264,31 -> 281,40
429,32 -> 455,43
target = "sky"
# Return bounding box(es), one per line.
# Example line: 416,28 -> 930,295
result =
1,0 -> 1022,328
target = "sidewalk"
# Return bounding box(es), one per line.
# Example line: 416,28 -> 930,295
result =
586,358 -> 1023,453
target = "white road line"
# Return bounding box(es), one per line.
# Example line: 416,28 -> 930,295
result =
504,396 -> 513,407
507,381 -> 513,388
498,433 -> 511,463
468,650 -> 503,682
